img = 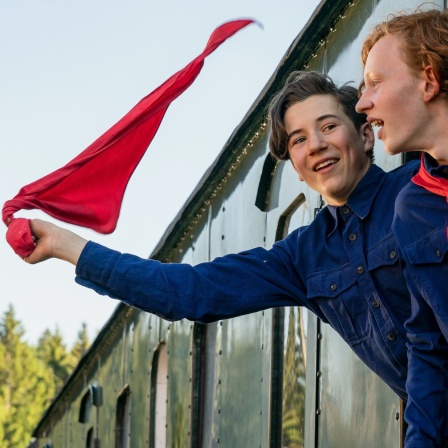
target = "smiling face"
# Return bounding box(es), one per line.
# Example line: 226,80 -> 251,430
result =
285,94 -> 373,206
356,35 -> 431,155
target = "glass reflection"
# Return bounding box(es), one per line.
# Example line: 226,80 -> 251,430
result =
282,306 -> 307,448
279,195 -> 311,448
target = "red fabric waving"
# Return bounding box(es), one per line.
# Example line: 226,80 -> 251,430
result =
3,19 -> 255,257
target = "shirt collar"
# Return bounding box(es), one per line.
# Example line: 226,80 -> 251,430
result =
326,164 -> 385,236
422,152 -> 448,180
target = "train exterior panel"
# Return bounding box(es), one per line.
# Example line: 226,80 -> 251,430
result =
30,0 -> 438,447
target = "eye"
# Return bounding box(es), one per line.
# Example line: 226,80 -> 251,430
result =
323,123 -> 336,132
366,78 -> 380,88
291,136 -> 306,146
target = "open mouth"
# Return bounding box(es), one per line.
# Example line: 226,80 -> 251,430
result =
371,119 -> 384,139
371,119 -> 384,128
314,159 -> 338,171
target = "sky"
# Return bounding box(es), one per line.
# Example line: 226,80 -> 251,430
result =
0,0 -> 321,347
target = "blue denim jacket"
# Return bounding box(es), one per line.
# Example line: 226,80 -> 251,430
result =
76,162 -> 417,403
393,153 -> 448,448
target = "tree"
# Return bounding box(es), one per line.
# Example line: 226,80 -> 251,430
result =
0,342 -> 7,443
0,305 -> 55,448
71,322 -> 90,362
36,326 -> 74,392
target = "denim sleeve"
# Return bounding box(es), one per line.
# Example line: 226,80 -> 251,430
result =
401,250 -> 448,447
75,241 -> 305,323
404,313 -> 448,446
393,186 -> 448,447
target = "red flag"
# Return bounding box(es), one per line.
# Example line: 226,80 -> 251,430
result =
3,19 -> 255,256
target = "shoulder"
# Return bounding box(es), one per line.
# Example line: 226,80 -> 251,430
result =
395,179 -> 446,217
393,180 -> 447,246
372,161 -> 420,201
384,160 -> 419,182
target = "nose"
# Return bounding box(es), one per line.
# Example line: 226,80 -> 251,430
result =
308,131 -> 328,154
355,91 -> 372,113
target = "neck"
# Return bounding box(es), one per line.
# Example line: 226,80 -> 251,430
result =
421,100 -> 448,165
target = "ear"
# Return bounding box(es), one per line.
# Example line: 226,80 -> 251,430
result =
422,65 -> 440,102
290,159 -> 304,182
360,122 -> 375,153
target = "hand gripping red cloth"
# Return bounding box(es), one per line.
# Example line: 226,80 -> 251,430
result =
412,153 -> 448,238
3,19 -> 255,257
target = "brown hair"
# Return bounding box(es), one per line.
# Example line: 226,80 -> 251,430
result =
361,9 -> 448,96
268,71 -> 369,161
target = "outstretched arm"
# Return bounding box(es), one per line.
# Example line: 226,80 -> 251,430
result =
24,219 -> 87,266
20,219 -> 303,323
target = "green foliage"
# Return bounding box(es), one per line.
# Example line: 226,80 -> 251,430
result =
0,305 -> 89,448
71,322 -> 90,361
36,327 -> 74,390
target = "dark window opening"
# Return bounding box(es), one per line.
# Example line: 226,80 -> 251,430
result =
149,344 -> 167,448
271,194 -> 310,448
191,323 -> 206,447
86,427 -> 94,448
79,382 -> 103,424
115,386 -> 131,448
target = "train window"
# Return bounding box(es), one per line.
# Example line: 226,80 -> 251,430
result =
79,382 -> 103,424
191,323 -> 206,447
281,307 -> 307,447
86,427 -> 94,448
115,385 -> 131,448
149,344 -> 168,448
79,389 -> 93,423
273,195 -> 310,447
255,154 -> 278,211
200,321 -> 218,447
275,193 -> 307,241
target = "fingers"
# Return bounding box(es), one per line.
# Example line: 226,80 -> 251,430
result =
17,219 -> 86,266
22,219 -> 55,264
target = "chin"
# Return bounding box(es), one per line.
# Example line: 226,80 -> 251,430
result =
383,142 -> 401,156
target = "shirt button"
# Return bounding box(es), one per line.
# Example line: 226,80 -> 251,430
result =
436,250 -> 442,257
357,266 -> 364,274
373,300 -> 380,308
330,283 -> 337,292
387,333 -> 396,341
341,206 -> 350,215
349,233 -> 357,242
389,250 -> 396,259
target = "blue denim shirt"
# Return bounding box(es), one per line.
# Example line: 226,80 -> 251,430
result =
393,153 -> 448,448
76,162 -> 417,402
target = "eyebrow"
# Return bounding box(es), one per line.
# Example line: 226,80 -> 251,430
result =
287,114 -> 340,142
